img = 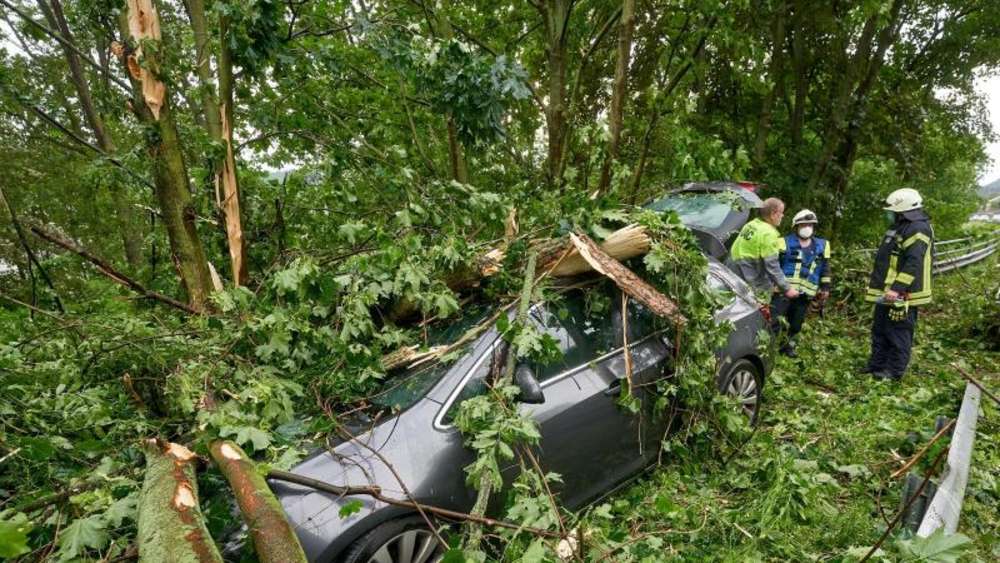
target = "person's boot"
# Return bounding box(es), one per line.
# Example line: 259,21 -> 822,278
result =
780,342 -> 798,358
872,371 -> 898,381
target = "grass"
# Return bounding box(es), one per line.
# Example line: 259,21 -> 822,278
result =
582,254 -> 1000,561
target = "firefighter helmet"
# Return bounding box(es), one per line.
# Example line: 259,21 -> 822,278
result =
884,188 -> 923,212
792,209 -> 818,227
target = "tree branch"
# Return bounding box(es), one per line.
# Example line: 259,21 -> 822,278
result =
0,0 -> 132,92
29,224 -> 199,315
265,469 -> 561,539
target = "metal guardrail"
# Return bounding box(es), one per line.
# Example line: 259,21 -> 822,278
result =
858,231 -> 999,274
916,382 -> 982,536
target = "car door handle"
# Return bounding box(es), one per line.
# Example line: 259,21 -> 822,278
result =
604,380 -> 622,397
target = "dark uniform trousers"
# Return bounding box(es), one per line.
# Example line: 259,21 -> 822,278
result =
867,304 -> 919,378
770,294 -> 811,342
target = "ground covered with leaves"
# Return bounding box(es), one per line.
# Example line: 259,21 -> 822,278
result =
581,254 -> 1000,561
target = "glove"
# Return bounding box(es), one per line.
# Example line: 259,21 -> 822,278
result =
889,307 -> 906,322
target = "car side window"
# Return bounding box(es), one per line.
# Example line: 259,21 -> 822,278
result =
530,288 -> 619,380
441,343 -> 506,425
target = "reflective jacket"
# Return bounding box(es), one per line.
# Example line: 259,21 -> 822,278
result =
729,218 -> 789,293
865,209 -> 933,306
779,235 -> 831,297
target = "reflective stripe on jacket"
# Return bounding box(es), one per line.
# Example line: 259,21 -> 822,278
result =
865,210 -> 933,306
729,218 -> 789,293
779,235 -> 831,297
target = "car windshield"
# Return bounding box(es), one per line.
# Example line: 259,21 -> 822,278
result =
646,191 -> 741,229
369,305 -> 494,412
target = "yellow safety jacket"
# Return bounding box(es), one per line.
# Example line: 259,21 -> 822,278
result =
729,218 -> 789,293
865,210 -> 933,307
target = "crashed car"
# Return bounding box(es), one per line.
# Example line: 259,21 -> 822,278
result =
269,183 -> 770,562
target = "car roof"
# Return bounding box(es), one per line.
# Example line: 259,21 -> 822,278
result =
673,181 -> 764,208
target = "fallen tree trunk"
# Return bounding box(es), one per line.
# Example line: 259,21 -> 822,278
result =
568,232 -> 685,326
137,439 -> 222,562
388,224 -> 652,322
209,441 -> 307,563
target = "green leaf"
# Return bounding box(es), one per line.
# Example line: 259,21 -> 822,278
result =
56,516 -> 109,561
338,499 -> 363,519
104,493 -> 139,527
896,530 -> 972,562
0,513 -> 33,558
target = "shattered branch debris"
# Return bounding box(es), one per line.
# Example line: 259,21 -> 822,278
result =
569,232 -> 686,326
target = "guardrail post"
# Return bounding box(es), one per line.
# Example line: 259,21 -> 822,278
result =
916,382 -> 982,536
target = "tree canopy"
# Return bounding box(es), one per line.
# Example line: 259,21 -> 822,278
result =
1,0 -> 999,560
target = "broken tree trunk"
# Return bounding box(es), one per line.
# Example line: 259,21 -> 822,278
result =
208,441 -> 307,563
388,224 -> 652,322
569,232 -> 685,326
137,440 -> 222,562
115,0 -> 215,311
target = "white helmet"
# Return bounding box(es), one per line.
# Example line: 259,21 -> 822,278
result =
884,188 -> 923,212
792,209 -> 818,227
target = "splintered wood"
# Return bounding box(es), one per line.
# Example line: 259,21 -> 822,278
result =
124,0 -> 165,120
569,232 -> 686,326
550,224 -> 651,276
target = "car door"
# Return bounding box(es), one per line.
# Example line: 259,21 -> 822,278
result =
521,285 -> 671,509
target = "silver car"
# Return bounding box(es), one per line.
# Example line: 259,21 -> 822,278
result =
269,186 -> 771,562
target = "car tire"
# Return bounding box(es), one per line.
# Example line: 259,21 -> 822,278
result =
719,358 -> 764,426
341,515 -> 446,563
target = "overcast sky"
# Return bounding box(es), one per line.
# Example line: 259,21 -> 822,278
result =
977,73 -> 1000,185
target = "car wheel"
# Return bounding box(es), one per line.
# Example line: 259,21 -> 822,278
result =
719,358 -> 763,425
342,515 -> 446,563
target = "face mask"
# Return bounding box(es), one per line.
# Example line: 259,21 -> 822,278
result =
797,226 -> 814,239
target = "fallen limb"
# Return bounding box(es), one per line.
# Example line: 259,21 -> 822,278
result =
890,418 -> 955,479
30,224 -> 199,315
209,441 -> 307,563
265,469 -> 561,539
137,439 -> 222,562
951,363 -> 1000,408
860,445 -> 950,563
569,232 -> 686,326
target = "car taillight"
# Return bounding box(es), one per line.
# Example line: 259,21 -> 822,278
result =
737,181 -> 763,192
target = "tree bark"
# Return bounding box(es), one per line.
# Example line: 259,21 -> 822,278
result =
117,0 -> 214,311
540,0 -> 573,185
181,0 -> 223,140
752,0 -> 787,171
209,441 -> 307,563
137,440 -> 222,562
39,0 -> 143,270
597,0 -> 636,195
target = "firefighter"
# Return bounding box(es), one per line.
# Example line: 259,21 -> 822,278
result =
771,210 -> 831,357
729,197 -> 799,301
861,188 -> 933,381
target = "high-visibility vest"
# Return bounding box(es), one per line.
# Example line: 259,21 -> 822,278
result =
780,235 -> 830,296
729,218 -> 787,292
865,213 -> 934,306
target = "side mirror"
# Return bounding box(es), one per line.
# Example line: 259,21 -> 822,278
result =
514,364 -> 545,404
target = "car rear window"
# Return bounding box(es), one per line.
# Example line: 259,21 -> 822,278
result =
646,192 -> 741,229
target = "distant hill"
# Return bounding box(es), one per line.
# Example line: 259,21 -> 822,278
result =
980,177 -> 1000,199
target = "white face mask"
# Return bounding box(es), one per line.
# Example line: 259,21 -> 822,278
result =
798,226 -> 814,239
